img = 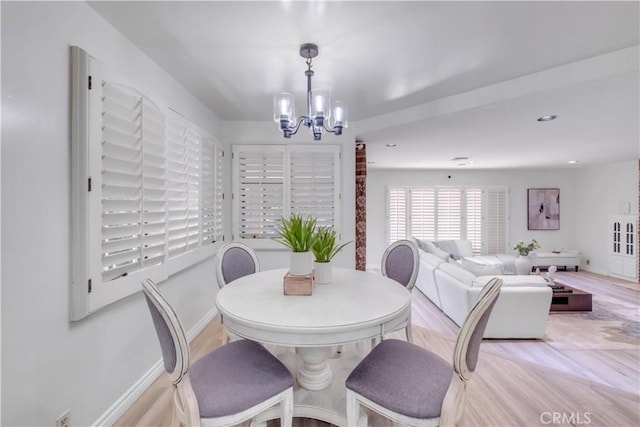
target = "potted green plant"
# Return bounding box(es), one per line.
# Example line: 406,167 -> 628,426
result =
513,239 -> 541,256
513,239 -> 541,274
311,227 -> 352,284
275,214 -> 317,275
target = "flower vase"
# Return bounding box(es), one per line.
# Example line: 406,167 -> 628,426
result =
290,251 -> 313,276
314,261 -> 332,284
515,255 -> 533,275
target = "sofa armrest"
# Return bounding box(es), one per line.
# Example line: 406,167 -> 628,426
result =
468,285 -> 552,338
434,269 -> 473,326
473,274 -> 548,288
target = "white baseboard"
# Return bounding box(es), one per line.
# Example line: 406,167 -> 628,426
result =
93,307 -> 219,426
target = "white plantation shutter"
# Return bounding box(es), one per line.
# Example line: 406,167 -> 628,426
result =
232,145 -> 341,240
486,188 -> 508,253
387,185 -> 508,255
71,47 -> 226,319
100,83 -> 144,282
288,146 -> 339,229
436,188 -> 462,240
410,188 -> 435,241
387,188 -> 407,243
465,188 -> 483,254
201,137 -> 223,245
100,83 -> 167,282
166,117 -> 201,258
234,146 -> 285,239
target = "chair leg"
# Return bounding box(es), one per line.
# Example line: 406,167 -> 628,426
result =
405,322 -> 413,343
345,389 -> 361,427
440,376 -> 467,427
280,388 -> 294,427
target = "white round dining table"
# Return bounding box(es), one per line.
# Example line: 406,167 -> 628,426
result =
215,267 -> 412,426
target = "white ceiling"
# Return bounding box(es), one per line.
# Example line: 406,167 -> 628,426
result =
88,0 -> 640,170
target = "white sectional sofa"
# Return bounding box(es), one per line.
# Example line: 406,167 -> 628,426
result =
416,250 -> 553,339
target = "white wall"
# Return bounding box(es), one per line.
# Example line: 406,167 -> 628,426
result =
1,2 -> 226,425
367,163 -> 639,279
574,160 -> 639,276
366,168 -> 579,265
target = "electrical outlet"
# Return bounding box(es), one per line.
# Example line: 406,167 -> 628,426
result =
56,409 -> 70,427
586,259 -> 591,265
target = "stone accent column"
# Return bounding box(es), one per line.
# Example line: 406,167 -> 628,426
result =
355,144 -> 367,270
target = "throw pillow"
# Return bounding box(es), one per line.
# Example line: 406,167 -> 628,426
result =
436,240 -> 462,260
423,240 -> 451,261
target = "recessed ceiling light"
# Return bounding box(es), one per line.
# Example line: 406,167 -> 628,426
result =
537,115 -> 558,122
367,161 -> 376,164
386,143 -> 397,147
451,156 -> 469,161
456,160 -> 476,167
568,160 -> 578,164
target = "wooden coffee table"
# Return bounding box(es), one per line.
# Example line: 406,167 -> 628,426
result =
548,282 -> 592,311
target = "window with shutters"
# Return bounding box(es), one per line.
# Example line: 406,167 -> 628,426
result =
486,188 -> 508,254
201,136 -> 224,247
233,146 -> 285,239
232,144 -> 341,240
71,47 -> 224,319
388,188 -> 408,242
387,186 -> 508,255
466,188 -> 483,254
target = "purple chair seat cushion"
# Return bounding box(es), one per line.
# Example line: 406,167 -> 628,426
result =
190,340 -> 294,418
346,339 -> 453,419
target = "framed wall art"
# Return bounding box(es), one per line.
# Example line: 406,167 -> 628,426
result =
527,188 -> 560,230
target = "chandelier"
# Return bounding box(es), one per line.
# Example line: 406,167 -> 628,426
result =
273,43 -> 348,141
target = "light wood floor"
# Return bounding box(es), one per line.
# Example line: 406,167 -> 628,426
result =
116,271 -> 640,427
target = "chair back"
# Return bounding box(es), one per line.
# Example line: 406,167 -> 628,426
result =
381,239 -> 420,290
141,279 -> 190,385
216,242 -> 260,288
453,277 -> 502,382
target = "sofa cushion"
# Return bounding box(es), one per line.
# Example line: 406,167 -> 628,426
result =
439,262 -> 476,286
473,274 -> 548,288
435,240 -> 461,260
412,237 -> 427,252
420,251 -> 446,268
455,240 -> 474,257
461,257 -> 503,276
418,239 -> 451,261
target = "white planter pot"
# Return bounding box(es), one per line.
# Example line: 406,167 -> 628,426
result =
290,251 -> 313,276
515,255 -> 533,275
314,261 -> 333,284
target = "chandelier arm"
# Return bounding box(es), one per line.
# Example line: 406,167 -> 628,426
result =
323,122 -> 343,136
286,116 -> 308,137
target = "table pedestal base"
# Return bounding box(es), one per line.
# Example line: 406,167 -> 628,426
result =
296,347 -> 333,390
251,349 -> 367,427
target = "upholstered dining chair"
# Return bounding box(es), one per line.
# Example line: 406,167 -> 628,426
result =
381,239 -> 420,342
141,279 -> 294,427
337,239 -> 419,356
215,242 -> 260,343
345,277 -> 503,427
215,241 -> 260,288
